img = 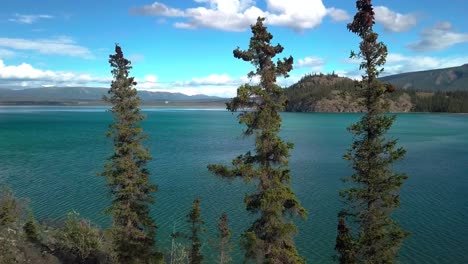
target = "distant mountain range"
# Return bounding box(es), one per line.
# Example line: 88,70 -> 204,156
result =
1,64 -> 467,109
0,87 -> 225,106
381,64 -> 468,91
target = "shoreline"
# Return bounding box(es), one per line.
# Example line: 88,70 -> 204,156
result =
1,105 -> 467,114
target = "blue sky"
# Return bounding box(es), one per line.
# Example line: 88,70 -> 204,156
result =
0,0 -> 467,97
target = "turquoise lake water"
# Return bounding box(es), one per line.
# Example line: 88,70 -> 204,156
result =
0,106 -> 467,263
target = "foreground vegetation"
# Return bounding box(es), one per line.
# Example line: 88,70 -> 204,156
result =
0,186 -> 110,264
335,1 -> 408,263
100,45 -> 160,264
208,17 -> 306,263
1,1 -> 410,263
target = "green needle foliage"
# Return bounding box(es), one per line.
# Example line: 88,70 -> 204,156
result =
217,213 -> 232,264
54,211 -> 102,261
187,198 -> 204,264
335,212 -> 356,264
174,198 -> 204,264
336,1 -> 409,263
23,212 -> 40,242
0,185 -> 21,226
101,44 -> 159,263
208,17 -> 306,264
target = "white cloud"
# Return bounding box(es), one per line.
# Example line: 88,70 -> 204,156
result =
295,56 -> 325,71
339,53 -> 468,78
129,2 -> 185,17
0,59 -> 240,96
138,72 -> 274,97
131,0 -> 264,32
0,59 -> 300,97
374,6 -> 417,32
0,48 -> 15,58
333,69 -> 361,80
181,5 -> 264,31
144,75 -> 158,83
408,22 -> 468,52
264,0 -> 327,31
8,14 -> 53,24
240,74 -> 260,84
0,59 -> 109,88
383,53 -> 468,75
0,37 -> 93,59
326,8 -> 351,22
178,73 -> 235,86
139,85 -> 237,97
137,75 -> 162,89
131,0 -> 328,31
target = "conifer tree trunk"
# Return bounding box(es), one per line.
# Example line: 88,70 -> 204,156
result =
101,44 -> 159,264
208,17 -> 306,264
336,1 -> 409,263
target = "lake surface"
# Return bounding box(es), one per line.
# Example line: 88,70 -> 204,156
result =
1,106 -> 467,263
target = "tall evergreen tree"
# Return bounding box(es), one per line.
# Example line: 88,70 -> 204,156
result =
101,44 -> 159,263
217,212 -> 232,264
172,198 -> 204,264
208,17 -> 306,263
337,1 -> 409,263
188,198 -> 204,264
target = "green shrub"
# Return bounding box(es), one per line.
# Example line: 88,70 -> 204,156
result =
23,213 -> 40,242
53,211 -> 102,260
0,185 -> 22,226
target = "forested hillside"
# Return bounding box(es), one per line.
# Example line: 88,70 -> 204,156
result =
284,73 -> 468,113
284,73 -> 412,112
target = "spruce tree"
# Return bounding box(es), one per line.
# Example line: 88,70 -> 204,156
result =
337,1 -> 409,263
188,198 -> 204,264
101,44 -> 159,263
217,213 -> 231,264
208,17 -> 306,263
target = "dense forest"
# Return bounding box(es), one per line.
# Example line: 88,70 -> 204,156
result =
284,73 -> 468,113
410,91 -> 468,112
